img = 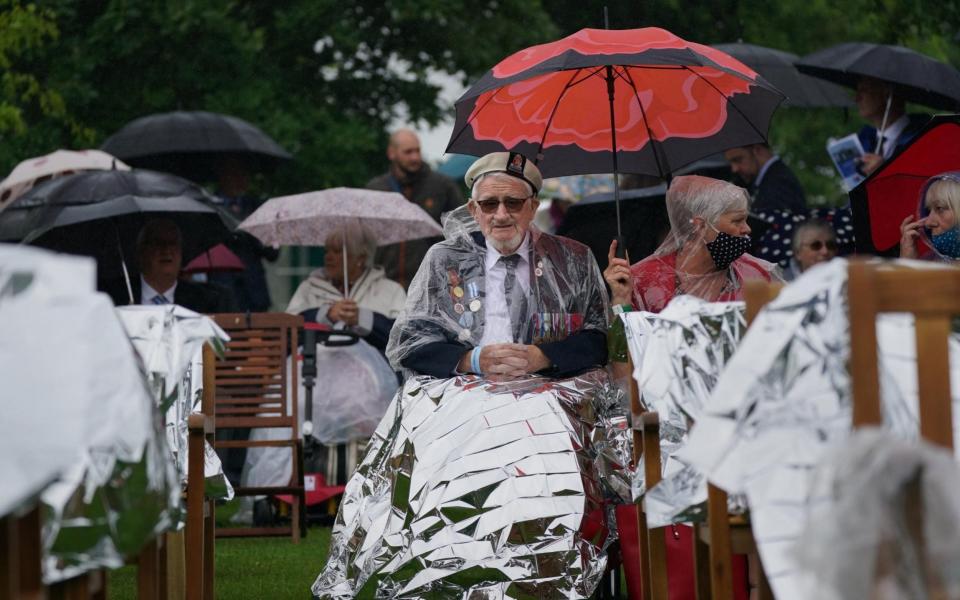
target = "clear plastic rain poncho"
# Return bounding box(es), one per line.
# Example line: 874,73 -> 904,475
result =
387,205 -> 609,372
629,175 -> 782,313
915,172 -> 960,261
314,207 -> 633,599
621,296 -> 748,526
796,427 -> 960,600
678,257 -> 960,600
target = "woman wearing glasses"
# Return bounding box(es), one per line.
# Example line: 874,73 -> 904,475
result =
785,220 -> 839,280
899,172 -> 960,262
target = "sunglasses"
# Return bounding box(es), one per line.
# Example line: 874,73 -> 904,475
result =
806,239 -> 838,251
474,196 -> 532,214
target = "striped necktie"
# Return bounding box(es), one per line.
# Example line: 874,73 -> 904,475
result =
151,294 -> 169,305
499,254 -> 528,342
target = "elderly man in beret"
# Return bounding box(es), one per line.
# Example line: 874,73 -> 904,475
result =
387,151 -> 609,378
313,153 -> 624,599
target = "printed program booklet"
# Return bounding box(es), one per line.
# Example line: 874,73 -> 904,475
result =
827,133 -> 866,191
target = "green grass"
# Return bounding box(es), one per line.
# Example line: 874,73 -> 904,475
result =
108,526 -> 334,599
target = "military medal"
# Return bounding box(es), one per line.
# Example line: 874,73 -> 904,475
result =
453,286 -> 464,298
454,303 -> 465,314
469,299 -> 482,312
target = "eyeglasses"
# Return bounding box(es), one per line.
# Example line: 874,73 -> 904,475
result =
805,239 -> 838,251
474,196 -> 532,214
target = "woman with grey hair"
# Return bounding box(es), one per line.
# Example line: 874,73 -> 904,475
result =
603,175 -> 779,600
241,221 -> 406,515
605,175 -> 781,313
287,220 -> 406,350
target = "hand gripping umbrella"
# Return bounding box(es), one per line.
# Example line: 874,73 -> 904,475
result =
446,27 -> 784,248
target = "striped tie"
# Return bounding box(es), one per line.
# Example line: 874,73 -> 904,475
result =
499,254 -> 528,342
151,294 -> 169,305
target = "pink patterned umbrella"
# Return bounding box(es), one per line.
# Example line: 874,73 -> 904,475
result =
0,149 -> 130,212
238,187 -> 443,247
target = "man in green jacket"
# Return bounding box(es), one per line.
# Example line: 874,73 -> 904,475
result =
366,128 -> 465,287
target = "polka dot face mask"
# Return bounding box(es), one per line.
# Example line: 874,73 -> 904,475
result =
705,224 -> 752,270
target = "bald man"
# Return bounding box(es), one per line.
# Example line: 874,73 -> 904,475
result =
367,128 -> 465,287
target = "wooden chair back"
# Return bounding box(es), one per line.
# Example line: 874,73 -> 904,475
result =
847,260 -> 960,598
209,313 -> 305,542
847,259 -> 957,448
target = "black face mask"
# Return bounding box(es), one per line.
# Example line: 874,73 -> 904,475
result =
705,231 -> 752,270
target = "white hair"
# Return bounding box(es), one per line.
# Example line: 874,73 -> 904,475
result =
325,220 -> 378,267
470,171 -> 535,200
666,175 -> 749,241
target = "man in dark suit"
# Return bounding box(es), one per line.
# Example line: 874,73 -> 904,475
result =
853,76 -> 930,176
724,143 -> 807,214
386,151 -> 608,380
120,218 -> 237,313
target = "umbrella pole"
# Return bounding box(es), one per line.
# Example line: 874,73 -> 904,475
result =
605,65 -> 626,258
114,221 -> 134,304
342,244 -> 350,298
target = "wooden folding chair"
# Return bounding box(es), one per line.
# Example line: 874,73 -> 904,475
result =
210,313 -> 305,542
693,279 -> 782,600
168,342 -> 220,600
847,259 -> 957,448
848,259 -> 960,596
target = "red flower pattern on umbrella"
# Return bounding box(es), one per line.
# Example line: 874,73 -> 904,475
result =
448,27 -> 783,180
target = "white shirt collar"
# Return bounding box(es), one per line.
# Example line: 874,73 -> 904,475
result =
754,155 -> 780,189
141,276 -> 177,304
878,114 -> 909,158
484,232 -> 531,273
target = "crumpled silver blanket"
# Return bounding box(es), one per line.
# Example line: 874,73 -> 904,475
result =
621,296 -> 747,526
680,258 -> 960,600
117,305 -> 233,502
312,369 -> 631,599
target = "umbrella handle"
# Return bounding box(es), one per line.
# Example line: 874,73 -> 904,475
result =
114,221 -> 134,304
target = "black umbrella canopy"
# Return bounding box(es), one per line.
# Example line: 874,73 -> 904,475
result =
713,43 -> 852,108
0,169 -> 236,268
100,111 -> 292,182
796,43 -> 960,111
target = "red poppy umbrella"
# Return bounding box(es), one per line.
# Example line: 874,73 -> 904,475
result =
848,115 -> 960,256
446,27 -> 784,239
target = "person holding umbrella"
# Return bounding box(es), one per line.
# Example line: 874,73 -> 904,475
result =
853,77 -> 930,175
603,175 -> 780,600
899,172 -> 960,261
286,221 -> 406,352
605,175 -> 782,316
241,221 -> 404,519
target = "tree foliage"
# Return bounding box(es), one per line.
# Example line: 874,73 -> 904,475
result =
0,0 -> 557,194
0,0 -> 958,206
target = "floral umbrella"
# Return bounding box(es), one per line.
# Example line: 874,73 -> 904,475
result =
446,27 -> 784,240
